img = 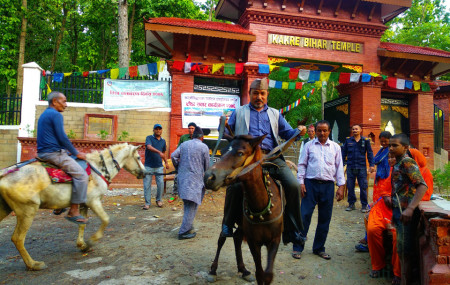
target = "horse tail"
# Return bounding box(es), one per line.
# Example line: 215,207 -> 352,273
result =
0,191 -> 12,222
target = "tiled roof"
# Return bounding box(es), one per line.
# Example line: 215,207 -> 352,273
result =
380,42 -> 450,58
145,17 -> 254,36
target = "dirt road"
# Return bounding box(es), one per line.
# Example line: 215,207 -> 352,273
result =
0,187 -> 392,284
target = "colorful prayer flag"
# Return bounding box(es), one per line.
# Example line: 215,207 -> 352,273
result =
308,70 -> 320,83
224,63 -> 235,75
295,82 -> 303,90
172,61 -> 184,71
129,66 -> 138,77
298,69 -> 310,81
339,73 -> 350,84
235,63 -> 244,75
282,82 -> 289,89
212,63 -> 224,74
289,68 -> 299,80
421,82 -> 430,92
139,64 -> 149,76
110,69 -> 119,79
258,64 -> 270,74
361,73 -> 371,83
349,73 -> 361,83
119,67 -> 127,78
413,81 -> 421,91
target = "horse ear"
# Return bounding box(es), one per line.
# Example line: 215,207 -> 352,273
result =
250,134 -> 266,149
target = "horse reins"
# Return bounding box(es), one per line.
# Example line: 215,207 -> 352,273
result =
97,148 -> 122,183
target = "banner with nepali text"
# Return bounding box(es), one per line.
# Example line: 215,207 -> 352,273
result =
103,79 -> 170,111
181,93 -> 240,128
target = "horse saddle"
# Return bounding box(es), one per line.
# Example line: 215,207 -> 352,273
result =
34,157 -> 91,184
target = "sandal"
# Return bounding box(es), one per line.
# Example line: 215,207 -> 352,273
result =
156,201 -> 163,208
369,269 -> 382,278
392,276 -> 401,285
142,205 -> 150,210
291,251 -> 302,259
314,251 -> 331,260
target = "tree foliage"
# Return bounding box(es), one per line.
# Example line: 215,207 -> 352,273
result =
382,0 -> 450,79
0,0 -> 210,93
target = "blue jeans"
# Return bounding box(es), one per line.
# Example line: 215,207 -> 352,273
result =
294,178 -> 334,253
346,168 -> 368,207
143,166 -> 164,206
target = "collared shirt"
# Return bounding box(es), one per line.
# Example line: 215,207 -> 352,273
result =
37,107 -> 78,155
226,104 -> 297,151
177,134 -> 192,147
145,135 -> 166,168
297,137 -> 345,186
391,154 -> 427,209
341,136 -> 374,168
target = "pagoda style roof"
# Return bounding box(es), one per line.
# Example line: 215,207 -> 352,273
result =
144,17 -> 255,60
378,42 -> 450,80
145,17 -> 254,37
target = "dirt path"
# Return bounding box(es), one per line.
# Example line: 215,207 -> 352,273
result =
0,187 -> 392,285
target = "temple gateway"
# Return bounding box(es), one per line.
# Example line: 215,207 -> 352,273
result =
144,0 -> 450,170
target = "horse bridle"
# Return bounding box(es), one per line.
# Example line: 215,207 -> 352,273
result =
99,148 -> 122,182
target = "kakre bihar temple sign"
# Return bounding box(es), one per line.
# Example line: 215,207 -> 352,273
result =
268,33 -> 363,53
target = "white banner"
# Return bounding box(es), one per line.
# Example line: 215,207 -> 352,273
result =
181,93 -> 240,128
103,79 -> 170,111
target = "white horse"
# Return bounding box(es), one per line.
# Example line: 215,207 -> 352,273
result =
0,143 -> 145,270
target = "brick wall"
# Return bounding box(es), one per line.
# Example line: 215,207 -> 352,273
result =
0,129 -> 18,168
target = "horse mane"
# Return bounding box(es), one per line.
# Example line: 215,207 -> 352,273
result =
86,143 -> 130,165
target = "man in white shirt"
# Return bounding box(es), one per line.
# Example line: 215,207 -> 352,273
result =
294,120 -> 345,260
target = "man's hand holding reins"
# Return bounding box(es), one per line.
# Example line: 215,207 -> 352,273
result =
297,125 -> 307,137
76,153 -> 87,160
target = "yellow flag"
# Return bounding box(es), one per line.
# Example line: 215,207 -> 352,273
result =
413,81 -> 420,91
369,72 -> 380,77
110,68 -> 119,79
320,72 -> 331,82
157,61 -> 165,72
212,63 -> 224,74
282,82 -> 289,89
269,65 -> 277,72
47,84 -> 52,94
303,96 -> 306,100
63,72 -> 72,77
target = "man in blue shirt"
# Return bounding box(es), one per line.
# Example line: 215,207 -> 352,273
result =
341,124 -> 375,212
220,78 -> 306,245
37,91 -> 89,224
142,124 -> 168,210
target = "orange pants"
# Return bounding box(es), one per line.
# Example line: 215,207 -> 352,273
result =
367,201 -> 401,277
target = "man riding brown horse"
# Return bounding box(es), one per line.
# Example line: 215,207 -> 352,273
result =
219,78 -> 306,245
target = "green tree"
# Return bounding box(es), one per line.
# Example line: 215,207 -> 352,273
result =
382,0 -> 450,79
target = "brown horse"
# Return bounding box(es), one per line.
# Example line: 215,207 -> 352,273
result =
204,135 -> 284,285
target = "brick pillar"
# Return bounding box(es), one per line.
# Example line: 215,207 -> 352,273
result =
169,73 -> 194,155
242,65 -> 260,105
348,83 -> 382,149
410,92 -> 435,169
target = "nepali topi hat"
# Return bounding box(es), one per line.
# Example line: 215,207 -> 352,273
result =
250,78 -> 269,90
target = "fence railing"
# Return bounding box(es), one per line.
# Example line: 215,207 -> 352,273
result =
41,73 -> 166,104
0,93 -> 22,125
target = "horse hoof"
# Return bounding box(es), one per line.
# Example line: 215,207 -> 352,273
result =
206,274 -> 217,283
242,272 -> 255,282
27,261 -> 47,271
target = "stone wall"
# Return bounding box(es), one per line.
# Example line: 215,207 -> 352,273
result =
0,129 -> 19,168
35,105 -> 170,144
434,149 -> 449,171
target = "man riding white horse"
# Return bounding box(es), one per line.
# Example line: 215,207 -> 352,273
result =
37,91 -> 89,224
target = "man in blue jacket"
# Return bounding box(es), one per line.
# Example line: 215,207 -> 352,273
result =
37,91 -> 89,224
341,124 -> 374,212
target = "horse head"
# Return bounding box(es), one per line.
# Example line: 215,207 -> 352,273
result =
121,144 -> 146,179
204,135 -> 266,191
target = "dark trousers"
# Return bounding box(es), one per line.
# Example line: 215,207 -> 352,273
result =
222,157 -> 302,234
346,168 -> 368,207
294,178 -> 334,253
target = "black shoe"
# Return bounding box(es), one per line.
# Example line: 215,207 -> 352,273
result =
345,204 -> 356,211
178,231 -> 196,240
